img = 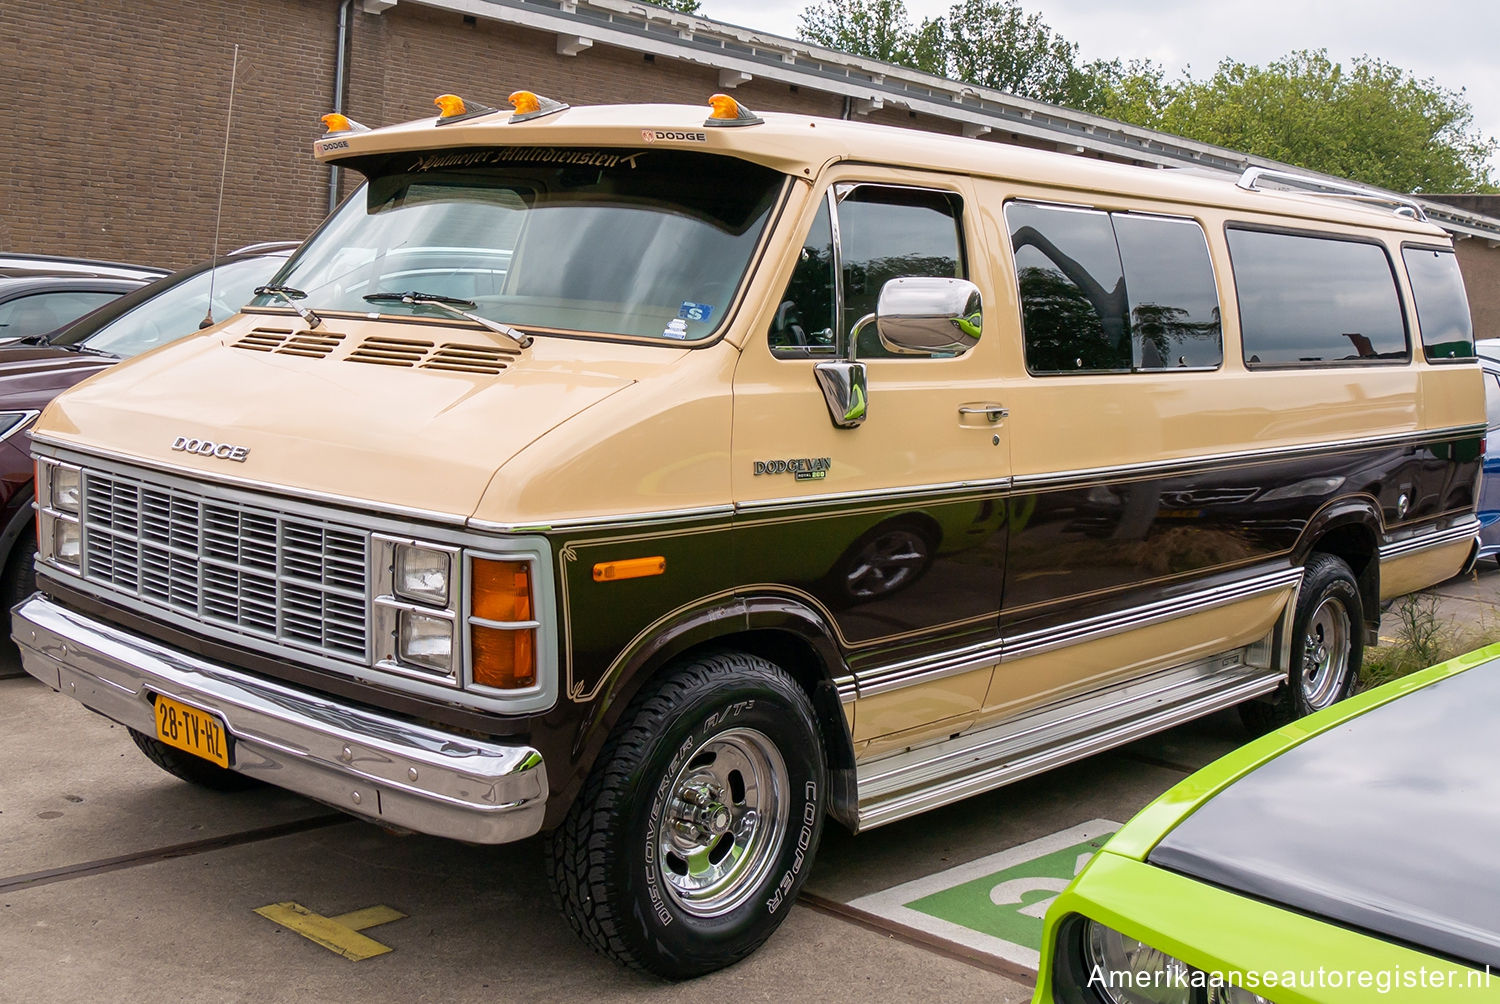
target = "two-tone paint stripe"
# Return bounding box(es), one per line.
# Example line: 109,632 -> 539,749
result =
852,565 -> 1302,700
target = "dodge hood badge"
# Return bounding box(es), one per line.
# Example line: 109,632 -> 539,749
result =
171,436 -> 250,463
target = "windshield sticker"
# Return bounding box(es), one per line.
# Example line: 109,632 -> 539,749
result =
678,302 -> 714,323
662,318 -> 690,339
406,148 -> 646,173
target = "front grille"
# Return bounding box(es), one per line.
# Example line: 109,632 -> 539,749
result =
80,471 -> 370,661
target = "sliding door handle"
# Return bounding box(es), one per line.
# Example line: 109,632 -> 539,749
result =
959,404 -> 1008,423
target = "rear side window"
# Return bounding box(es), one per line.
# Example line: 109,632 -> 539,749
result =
1229,228 -> 1409,366
1486,371 -> 1500,430
1006,202 -> 1221,374
1403,246 -> 1475,362
1113,215 -> 1222,369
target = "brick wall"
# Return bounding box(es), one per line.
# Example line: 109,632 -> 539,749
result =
2,0 -> 336,269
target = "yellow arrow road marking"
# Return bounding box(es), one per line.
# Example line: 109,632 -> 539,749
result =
329,905 -> 407,931
254,901 -> 407,961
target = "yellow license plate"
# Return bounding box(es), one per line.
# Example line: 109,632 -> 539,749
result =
153,694 -> 230,768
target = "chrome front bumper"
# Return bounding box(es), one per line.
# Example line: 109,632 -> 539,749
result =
13,594 -> 548,844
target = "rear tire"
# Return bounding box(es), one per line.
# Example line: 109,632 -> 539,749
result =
128,728 -> 260,792
1241,552 -> 1363,734
546,651 -> 827,979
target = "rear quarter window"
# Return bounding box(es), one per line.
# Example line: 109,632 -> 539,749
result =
1402,245 -> 1475,362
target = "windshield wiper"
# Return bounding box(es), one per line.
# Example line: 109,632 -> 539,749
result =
254,284 -> 324,330
67,343 -> 117,358
363,291 -> 532,350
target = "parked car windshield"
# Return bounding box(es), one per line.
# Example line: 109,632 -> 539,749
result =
254,149 -> 785,342
76,256 -> 286,358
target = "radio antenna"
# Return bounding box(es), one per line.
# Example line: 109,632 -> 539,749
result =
201,43 -> 240,330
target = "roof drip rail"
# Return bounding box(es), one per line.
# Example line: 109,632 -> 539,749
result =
1236,167 -> 1428,222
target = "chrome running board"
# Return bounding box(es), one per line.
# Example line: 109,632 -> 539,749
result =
854,648 -> 1280,831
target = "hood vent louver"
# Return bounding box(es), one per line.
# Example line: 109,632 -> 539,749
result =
233,327 -> 345,359
348,335 -> 517,374
347,335 -> 433,368
233,329 -> 514,375
421,343 -> 519,374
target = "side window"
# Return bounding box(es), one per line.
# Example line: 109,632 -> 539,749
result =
1007,202 -> 1127,373
836,185 -> 965,359
1228,228 -> 1409,366
1402,245 -> 1475,362
0,290 -> 120,338
768,184 -> 966,360
768,197 -> 837,357
1112,215 -> 1222,369
1486,372 -> 1500,431
1006,202 -> 1222,374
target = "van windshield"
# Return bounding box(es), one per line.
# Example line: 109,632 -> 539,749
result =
255,149 -> 785,342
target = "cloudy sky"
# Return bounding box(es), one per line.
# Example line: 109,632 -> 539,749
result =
695,0 -> 1500,180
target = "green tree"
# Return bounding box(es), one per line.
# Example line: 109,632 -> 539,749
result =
798,0 -> 1126,109
647,0 -> 702,13
1136,51 -> 1496,192
798,0 -> 930,68
938,0 -> 1089,106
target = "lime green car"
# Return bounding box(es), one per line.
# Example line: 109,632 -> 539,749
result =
1035,643 -> 1500,1004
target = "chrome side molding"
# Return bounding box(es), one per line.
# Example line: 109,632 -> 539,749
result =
854,645 -> 1280,831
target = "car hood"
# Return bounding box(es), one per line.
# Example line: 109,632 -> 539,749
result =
35,316 -> 675,521
0,346 -> 117,412
1149,656 -> 1500,969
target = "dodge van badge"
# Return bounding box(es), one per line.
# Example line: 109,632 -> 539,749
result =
753,457 -> 831,480
171,436 -> 250,463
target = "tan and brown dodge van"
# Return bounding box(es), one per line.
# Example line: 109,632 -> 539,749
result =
16,94 -> 1484,977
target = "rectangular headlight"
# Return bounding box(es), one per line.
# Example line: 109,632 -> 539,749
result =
398,608 -> 453,674
51,516 -> 81,567
52,465 -> 81,515
394,542 -> 451,607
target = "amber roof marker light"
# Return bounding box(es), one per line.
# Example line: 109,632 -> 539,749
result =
434,93 -> 499,126
320,112 -> 369,136
705,93 -> 764,128
509,90 -> 569,124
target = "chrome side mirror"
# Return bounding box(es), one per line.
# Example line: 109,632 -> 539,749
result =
875,277 -> 983,356
814,359 -> 868,429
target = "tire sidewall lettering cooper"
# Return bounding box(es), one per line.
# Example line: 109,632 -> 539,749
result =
632,689 -> 823,956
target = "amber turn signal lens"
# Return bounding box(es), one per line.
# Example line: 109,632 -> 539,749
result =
472,625 -> 536,690
509,90 -> 541,115
434,93 -> 467,117
321,112 -> 352,133
472,559 -> 532,622
592,556 -> 666,582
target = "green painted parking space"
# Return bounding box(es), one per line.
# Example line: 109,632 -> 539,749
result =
848,819 -> 1120,970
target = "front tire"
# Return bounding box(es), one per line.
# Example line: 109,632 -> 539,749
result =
546,651 -> 827,979
1241,552 -> 1363,733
